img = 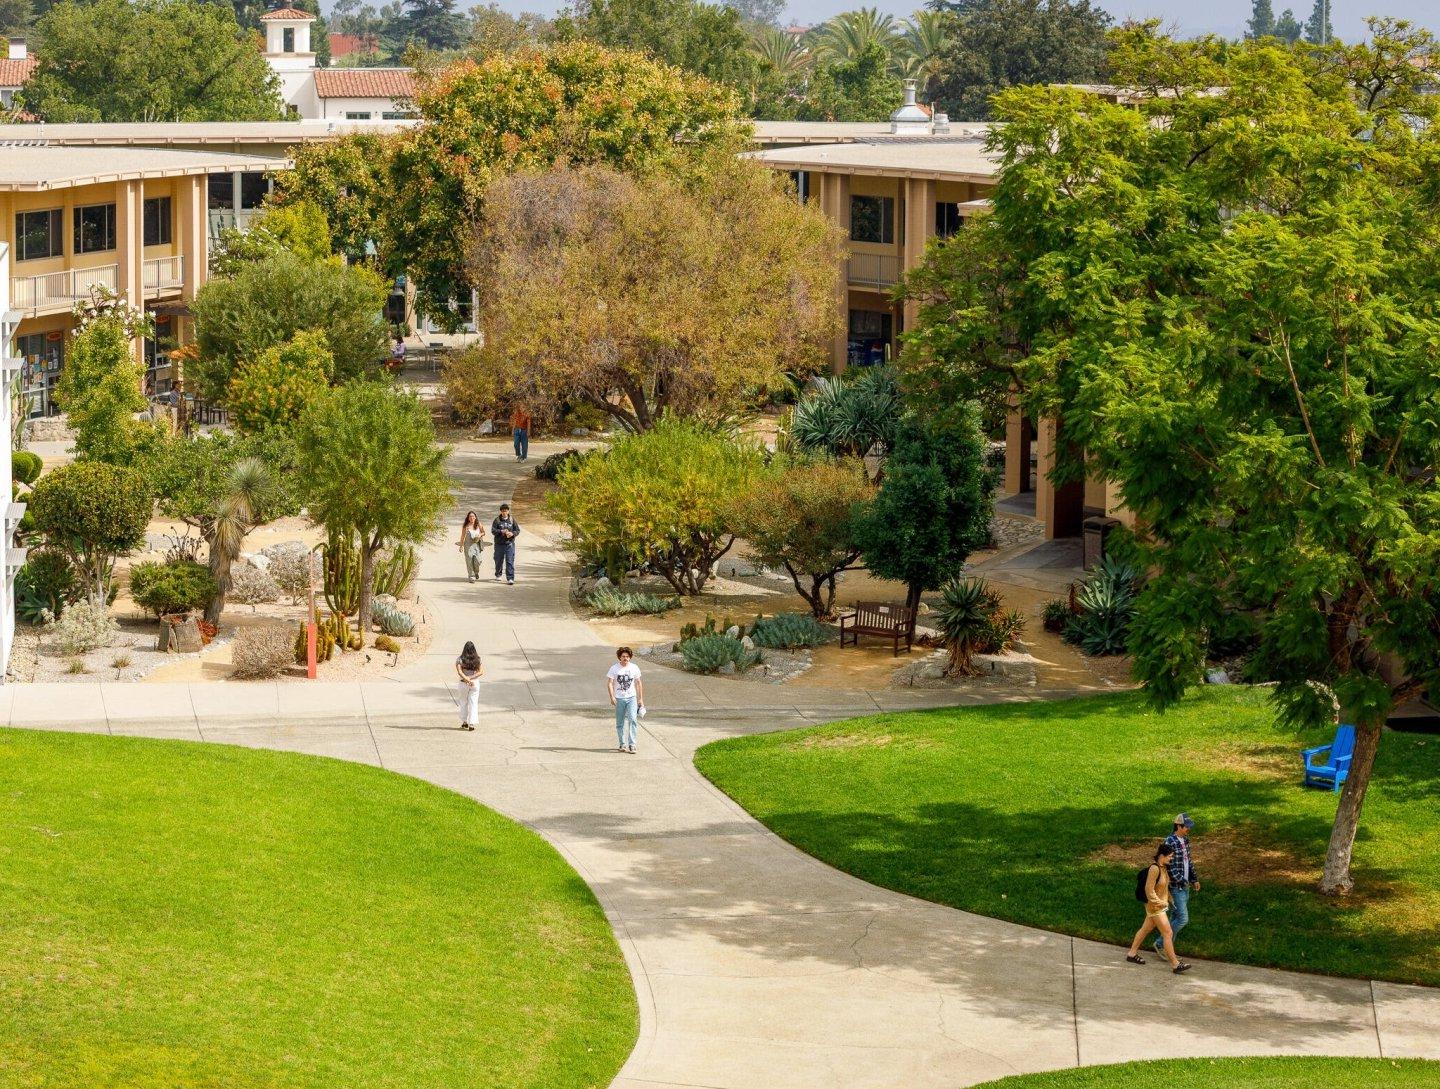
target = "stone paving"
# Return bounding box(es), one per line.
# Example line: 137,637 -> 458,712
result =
5,441 -> 1438,1089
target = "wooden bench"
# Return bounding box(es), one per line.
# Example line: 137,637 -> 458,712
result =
838,601 -> 914,656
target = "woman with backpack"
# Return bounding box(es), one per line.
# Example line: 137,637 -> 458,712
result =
1125,842 -> 1192,974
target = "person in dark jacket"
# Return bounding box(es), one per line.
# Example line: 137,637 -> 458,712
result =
491,503 -> 520,584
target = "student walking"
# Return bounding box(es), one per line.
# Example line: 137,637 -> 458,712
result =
606,647 -> 645,754
511,404 -> 532,462
458,510 -> 486,582
1126,842 -> 1192,974
454,641 -> 484,731
1154,813 -> 1200,955
491,503 -> 520,584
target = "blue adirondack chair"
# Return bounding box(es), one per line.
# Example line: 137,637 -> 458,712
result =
1302,724 -> 1356,792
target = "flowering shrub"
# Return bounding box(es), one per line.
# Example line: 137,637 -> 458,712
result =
229,563 -> 280,610
227,331 -> 331,433
46,601 -> 118,654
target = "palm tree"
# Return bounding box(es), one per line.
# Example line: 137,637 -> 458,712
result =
809,7 -> 898,65
751,24 -> 810,79
896,10 -> 951,91
204,457 -> 270,624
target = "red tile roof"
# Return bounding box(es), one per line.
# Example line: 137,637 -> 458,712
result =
328,33 -> 377,60
314,68 -> 416,100
260,6 -> 313,20
0,57 -> 37,87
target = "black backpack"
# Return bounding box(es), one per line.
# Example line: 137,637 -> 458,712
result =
1135,864 -> 1155,902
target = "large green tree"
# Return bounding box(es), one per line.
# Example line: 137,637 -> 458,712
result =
54,313 -> 158,466
0,0 -> 30,34
294,382 -> 452,632
400,0 -> 465,49
556,0 -> 756,89
19,0 -> 283,122
801,40 -> 898,122
280,42 -> 745,323
1247,0 -> 1275,38
900,21 -> 1440,895
190,251 -> 389,401
927,0 -> 1111,121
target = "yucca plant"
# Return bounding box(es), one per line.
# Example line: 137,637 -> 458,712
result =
934,577 -> 1002,675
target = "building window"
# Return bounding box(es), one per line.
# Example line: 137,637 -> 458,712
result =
935,202 -> 964,238
15,209 -> 63,261
73,203 -> 117,254
239,172 -> 270,210
282,26 -> 295,52
345,111 -> 372,120
381,111 -> 414,120
849,195 -> 894,245
790,170 -> 811,204
143,196 -> 172,247
207,172 -> 235,211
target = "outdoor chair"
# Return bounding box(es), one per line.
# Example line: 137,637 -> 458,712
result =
1302,724 -> 1356,792
838,601 -> 914,657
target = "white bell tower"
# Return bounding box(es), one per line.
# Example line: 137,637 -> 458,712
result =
260,6 -> 318,117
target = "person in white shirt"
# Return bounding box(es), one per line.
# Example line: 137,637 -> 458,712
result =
606,646 -> 645,753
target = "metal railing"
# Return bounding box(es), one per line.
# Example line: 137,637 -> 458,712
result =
847,252 -> 901,288
143,255 -> 184,296
9,264 -> 119,314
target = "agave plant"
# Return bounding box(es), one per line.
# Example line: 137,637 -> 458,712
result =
1062,557 -> 1140,657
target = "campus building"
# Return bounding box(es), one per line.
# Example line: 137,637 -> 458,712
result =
261,6 -> 416,121
0,144 -> 286,415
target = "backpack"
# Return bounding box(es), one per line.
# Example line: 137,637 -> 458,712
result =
1135,864 -> 1155,902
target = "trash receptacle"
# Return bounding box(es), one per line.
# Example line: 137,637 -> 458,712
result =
1082,516 -> 1121,571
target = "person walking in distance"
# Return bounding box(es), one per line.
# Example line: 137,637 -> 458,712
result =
454,641 -> 484,731
511,404 -> 532,462
1155,813 -> 1200,955
492,503 -> 520,584
607,646 -> 645,753
1126,842 -> 1192,974
457,510 -> 485,582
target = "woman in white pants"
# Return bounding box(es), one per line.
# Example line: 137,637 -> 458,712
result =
455,641 -> 484,731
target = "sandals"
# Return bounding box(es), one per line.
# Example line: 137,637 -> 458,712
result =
1173,963 -> 1193,975
1125,954 -> 1146,965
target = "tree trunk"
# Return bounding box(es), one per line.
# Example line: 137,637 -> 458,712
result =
358,538 -> 378,634
1318,718 -> 1383,896
904,582 -> 923,639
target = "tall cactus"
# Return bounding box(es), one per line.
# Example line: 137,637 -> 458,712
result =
374,544 -> 417,599
320,529 -> 361,622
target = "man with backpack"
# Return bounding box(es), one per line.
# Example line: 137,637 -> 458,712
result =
1154,813 -> 1199,955
492,503 -> 520,584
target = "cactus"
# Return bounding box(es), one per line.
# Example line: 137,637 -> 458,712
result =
320,530 -> 361,622
293,620 -> 336,665
373,545 -> 417,599
374,634 -> 400,654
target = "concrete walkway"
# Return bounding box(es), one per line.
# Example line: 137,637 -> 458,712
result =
5,442 -> 1438,1088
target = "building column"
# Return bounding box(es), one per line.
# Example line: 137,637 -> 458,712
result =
178,174 -> 206,305
900,177 -> 934,334
819,171 -> 851,373
114,178 -> 146,361
1034,415 -> 1085,539
1003,389 -> 1031,495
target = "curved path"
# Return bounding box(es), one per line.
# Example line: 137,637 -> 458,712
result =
5,442 -> 1438,1089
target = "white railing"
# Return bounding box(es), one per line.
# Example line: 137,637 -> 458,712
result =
9,264 -> 119,314
847,253 -> 901,288
144,255 -> 184,296
208,209 -> 259,241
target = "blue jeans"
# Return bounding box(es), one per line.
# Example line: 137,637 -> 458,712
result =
494,538 -> 515,580
615,696 -> 638,749
513,427 -> 529,460
1156,886 -> 1190,948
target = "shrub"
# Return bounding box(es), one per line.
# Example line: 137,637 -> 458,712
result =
11,450 -> 42,485
442,343 -> 506,428
981,608 -> 1026,654
130,561 -> 219,618
534,448 -> 584,482
371,599 -> 416,637
231,622 -> 298,678
1063,557 -> 1139,656
261,542 -> 312,604
1042,598 -> 1073,633
548,419 -> 763,595
47,601 -> 118,654
227,331 -> 332,433
67,659 -> 87,674
15,550 -> 81,625
374,634 -> 401,654
680,631 -> 760,675
28,460 -> 152,606
585,585 -> 679,616
789,366 -> 901,457
229,563 -> 281,610
750,612 -> 830,649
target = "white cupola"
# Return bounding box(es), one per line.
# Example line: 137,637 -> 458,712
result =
260,5 -> 315,69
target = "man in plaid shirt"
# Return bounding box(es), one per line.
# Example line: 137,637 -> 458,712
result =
1154,813 -> 1200,954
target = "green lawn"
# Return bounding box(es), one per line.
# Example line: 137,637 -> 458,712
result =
695,687 -> 1440,985
973,1058 -> 1440,1088
0,729 -> 636,1089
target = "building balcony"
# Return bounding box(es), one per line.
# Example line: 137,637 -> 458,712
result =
143,255 -> 185,297
9,264 -> 118,316
847,253 -> 901,289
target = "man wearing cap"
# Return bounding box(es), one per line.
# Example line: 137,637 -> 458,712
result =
491,503 -> 521,584
1155,813 -> 1200,955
